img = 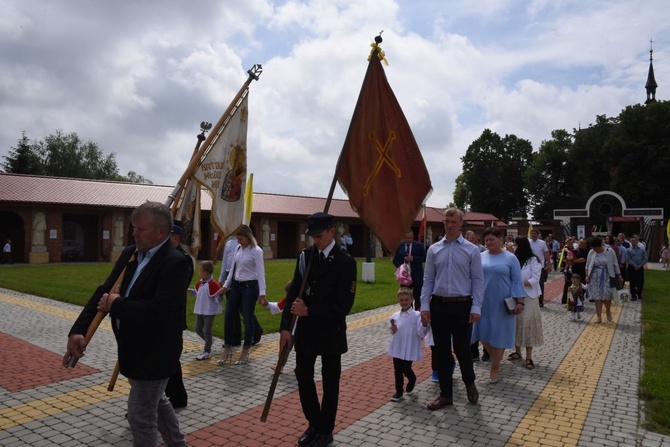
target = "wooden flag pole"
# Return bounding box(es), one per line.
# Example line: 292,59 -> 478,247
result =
261,34 -> 384,422
166,64 -> 262,211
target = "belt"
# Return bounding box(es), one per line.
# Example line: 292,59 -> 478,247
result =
233,279 -> 258,286
431,295 -> 472,303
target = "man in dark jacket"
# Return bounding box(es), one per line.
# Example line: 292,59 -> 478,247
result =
392,229 -> 426,310
63,202 -> 189,446
280,212 -> 357,447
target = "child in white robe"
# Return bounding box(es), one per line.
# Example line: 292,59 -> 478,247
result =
387,287 -> 423,402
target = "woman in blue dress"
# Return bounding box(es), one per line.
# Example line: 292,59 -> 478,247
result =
472,227 -> 526,383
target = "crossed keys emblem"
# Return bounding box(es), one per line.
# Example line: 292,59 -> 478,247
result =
363,131 -> 401,196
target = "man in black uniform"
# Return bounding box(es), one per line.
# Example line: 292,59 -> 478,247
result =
280,212 -> 357,447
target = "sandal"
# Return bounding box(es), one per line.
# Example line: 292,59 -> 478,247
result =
507,352 -> 522,361
525,359 -> 535,370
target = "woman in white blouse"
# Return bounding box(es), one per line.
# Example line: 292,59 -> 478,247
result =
507,237 -> 544,370
217,225 -> 266,365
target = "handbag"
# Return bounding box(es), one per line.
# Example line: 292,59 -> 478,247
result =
504,297 -> 517,315
395,262 -> 413,286
609,276 -> 622,289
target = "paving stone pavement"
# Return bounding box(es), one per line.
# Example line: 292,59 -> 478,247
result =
1,267 -> 669,446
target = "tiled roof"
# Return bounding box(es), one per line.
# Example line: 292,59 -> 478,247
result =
0,173 -> 505,225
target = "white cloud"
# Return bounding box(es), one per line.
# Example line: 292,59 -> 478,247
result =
1,0 -> 669,209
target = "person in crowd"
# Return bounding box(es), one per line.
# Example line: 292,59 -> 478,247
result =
467,230 -> 489,362
661,241 -> 669,270
219,236 -> 263,348
548,235 -> 560,271
392,229 -> 426,310
466,230 -> 486,253
504,234 -> 516,253
562,238 -> 588,305
421,208 -> 483,410
529,229 -> 551,307
163,223 -> 192,409
63,201 -> 189,446
280,212 -> 356,447
340,230 -> 353,252
623,234 -> 648,301
567,274 -> 586,321
471,227 -> 525,383
586,236 -> 622,323
387,287 -> 423,402
1,239 -> 10,264
617,233 -> 631,249
507,236 -> 543,370
217,225 -> 266,365
188,261 -> 222,361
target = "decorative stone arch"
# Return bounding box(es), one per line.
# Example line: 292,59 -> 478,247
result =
584,191 -> 627,213
554,191 -> 664,249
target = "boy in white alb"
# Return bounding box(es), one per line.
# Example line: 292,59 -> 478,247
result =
188,261 -> 222,360
387,287 -> 423,402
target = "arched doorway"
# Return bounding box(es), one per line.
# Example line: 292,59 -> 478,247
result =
0,211 -> 25,263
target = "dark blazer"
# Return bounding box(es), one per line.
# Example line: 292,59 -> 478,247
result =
280,244 -> 357,355
69,241 -> 190,380
392,240 -> 426,284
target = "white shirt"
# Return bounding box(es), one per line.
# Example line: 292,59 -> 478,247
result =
219,237 -> 239,283
3,243 -> 10,253
529,237 -> 548,267
387,309 -> 423,361
224,244 -> 267,295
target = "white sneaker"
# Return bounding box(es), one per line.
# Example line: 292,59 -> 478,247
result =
578,312 -> 583,320
196,351 -> 211,361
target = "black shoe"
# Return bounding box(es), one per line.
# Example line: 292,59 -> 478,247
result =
390,391 -> 403,402
309,433 -> 333,447
251,328 -> 263,346
298,426 -> 318,446
482,352 -> 491,362
170,401 -> 187,409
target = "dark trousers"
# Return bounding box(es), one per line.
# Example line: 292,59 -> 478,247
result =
410,274 -> 423,310
164,362 -> 187,408
295,351 -> 341,435
224,281 -> 259,348
627,266 -> 645,299
539,268 -> 548,305
430,299 -> 475,399
392,358 -> 415,393
228,310 -> 263,346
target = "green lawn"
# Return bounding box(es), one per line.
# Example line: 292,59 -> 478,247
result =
1,262 -> 668,434
638,270 -> 670,435
0,258 -> 400,341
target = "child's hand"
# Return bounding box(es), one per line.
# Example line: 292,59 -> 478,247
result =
390,319 -> 397,334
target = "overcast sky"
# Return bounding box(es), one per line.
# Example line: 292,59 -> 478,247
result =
1,0 -> 668,207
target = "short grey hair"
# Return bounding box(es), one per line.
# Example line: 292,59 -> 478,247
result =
131,201 -> 172,232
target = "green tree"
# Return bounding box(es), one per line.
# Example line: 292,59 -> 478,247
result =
525,129 -> 577,219
457,129 -> 533,220
1,132 -> 43,175
3,130 -> 153,184
608,101 -> 670,216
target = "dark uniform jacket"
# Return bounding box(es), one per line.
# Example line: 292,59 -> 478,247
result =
280,244 -> 357,355
69,242 -> 190,380
392,240 -> 426,286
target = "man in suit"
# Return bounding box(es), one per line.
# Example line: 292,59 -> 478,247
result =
63,202 -> 189,446
392,229 -> 426,310
280,212 -> 357,447
163,222 -> 193,409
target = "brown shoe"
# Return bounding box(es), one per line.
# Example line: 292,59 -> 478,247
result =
426,396 -> 453,411
465,382 -> 479,404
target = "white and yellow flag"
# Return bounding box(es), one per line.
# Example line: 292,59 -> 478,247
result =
193,95 -> 249,239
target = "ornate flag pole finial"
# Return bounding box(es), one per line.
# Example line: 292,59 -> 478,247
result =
369,30 -> 389,65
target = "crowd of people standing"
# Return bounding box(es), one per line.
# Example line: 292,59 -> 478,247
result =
61,199 -> 657,447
